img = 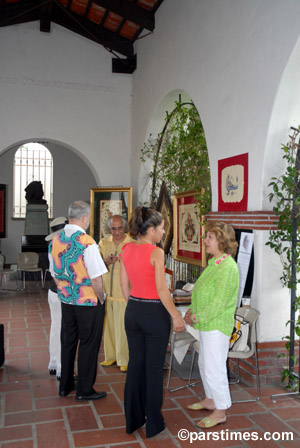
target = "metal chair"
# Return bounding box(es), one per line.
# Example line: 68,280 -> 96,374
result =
187,307 -> 261,403
17,252 -> 43,289
166,330 -> 197,391
42,268 -> 50,288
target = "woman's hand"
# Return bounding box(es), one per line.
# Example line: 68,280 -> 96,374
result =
184,309 -> 193,327
172,313 -> 185,333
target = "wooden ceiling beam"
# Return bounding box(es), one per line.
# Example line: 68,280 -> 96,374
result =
0,4 -> 39,27
93,0 -> 154,31
51,5 -> 134,58
40,0 -> 53,33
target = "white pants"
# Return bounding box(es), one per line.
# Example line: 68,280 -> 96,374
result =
48,289 -> 62,377
198,330 -> 231,410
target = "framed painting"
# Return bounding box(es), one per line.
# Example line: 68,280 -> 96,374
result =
156,181 -> 173,254
173,190 -> 206,267
165,268 -> 174,291
0,184 -> 6,239
218,153 -> 248,211
90,187 -> 133,242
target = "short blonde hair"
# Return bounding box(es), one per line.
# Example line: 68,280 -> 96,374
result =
206,221 -> 238,256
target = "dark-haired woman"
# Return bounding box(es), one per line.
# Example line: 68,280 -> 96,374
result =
184,221 -> 239,429
120,206 -> 185,438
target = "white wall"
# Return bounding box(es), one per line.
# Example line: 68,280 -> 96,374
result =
0,142 -> 97,263
0,22 -> 132,186
131,0 -> 300,341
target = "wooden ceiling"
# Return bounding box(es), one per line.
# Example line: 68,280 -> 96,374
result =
0,0 -> 165,73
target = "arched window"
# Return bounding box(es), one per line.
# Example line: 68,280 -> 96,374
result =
13,143 -> 53,218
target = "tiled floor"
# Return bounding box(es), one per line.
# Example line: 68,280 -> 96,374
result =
0,282 -> 300,447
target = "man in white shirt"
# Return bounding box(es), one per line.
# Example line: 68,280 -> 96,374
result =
49,201 -> 108,401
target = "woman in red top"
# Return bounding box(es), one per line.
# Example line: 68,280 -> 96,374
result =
120,206 -> 185,438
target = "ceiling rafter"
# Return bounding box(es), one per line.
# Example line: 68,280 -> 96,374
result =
0,1 -> 42,27
0,0 -> 165,73
40,0 -> 53,32
52,2 -> 134,58
92,0 -> 154,32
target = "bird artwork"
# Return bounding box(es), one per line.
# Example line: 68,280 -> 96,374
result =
226,175 -> 238,195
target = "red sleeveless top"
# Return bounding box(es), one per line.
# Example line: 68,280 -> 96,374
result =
121,242 -> 160,299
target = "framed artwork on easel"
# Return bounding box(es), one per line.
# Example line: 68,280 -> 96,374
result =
173,190 -> 206,267
90,187 -> 133,242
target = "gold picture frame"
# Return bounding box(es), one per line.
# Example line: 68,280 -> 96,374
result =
173,190 -> 206,267
156,181 -> 173,254
90,187 -> 133,242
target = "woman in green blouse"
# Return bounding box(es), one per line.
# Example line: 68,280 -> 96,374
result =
184,221 -> 239,429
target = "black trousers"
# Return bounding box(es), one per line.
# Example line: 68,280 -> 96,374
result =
124,298 -> 171,438
60,301 -> 105,396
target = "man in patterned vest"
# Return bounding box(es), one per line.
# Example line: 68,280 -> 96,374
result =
49,201 -> 108,401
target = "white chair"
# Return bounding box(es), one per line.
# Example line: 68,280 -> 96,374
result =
228,306 -> 261,403
17,252 -> 43,289
0,254 -> 18,291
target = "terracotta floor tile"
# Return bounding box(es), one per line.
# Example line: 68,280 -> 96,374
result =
5,356 -> 30,373
281,440 -> 300,448
109,444 -> 142,448
243,429 -> 289,448
0,425 -> 32,442
251,413 -> 298,437
5,390 -> 32,412
178,435 -> 244,448
35,395 -> 83,409
36,421 -> 70,448
288,419 -> 300,432
111,381 -> 125,401
65,405 -> 99,431
73,428 -> 136,446
227,401 -> 265,415
2,441 -> 34,448
93,392 -> 123,415
0,381 -> 29,393
8,335 -> 28,349
101,413 -> 126,428
144,439 -> 178,448
5,408 -> 63,426
27,331 -> 47,347
162,397 -> 179,410
32,378 -> 59,398
96,373 -> 128,384
272,406 -> 300,420
10,320 -> 27,330
163,409 -> 199,435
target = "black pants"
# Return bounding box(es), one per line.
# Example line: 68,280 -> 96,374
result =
60,301 -> 105,396
124,297 -> 171,438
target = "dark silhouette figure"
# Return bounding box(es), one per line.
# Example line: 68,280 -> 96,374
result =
25,181 -> 46,204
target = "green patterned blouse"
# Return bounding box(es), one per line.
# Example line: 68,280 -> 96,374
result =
190,254 -> 239,336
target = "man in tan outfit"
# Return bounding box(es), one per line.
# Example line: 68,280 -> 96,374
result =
99,215 -> 132,372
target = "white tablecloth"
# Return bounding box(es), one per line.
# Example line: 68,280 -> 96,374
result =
172,305 -> 200,364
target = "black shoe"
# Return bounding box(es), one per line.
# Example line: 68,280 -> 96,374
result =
59,383 -> 76,397
76,391 -> 107,401
59,389 -> 71,397
146,422 -> 166,438
49,369 -> 56,376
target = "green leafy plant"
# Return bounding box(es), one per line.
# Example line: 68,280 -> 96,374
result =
266,127 -> 300,387
141,100 -> 211,215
